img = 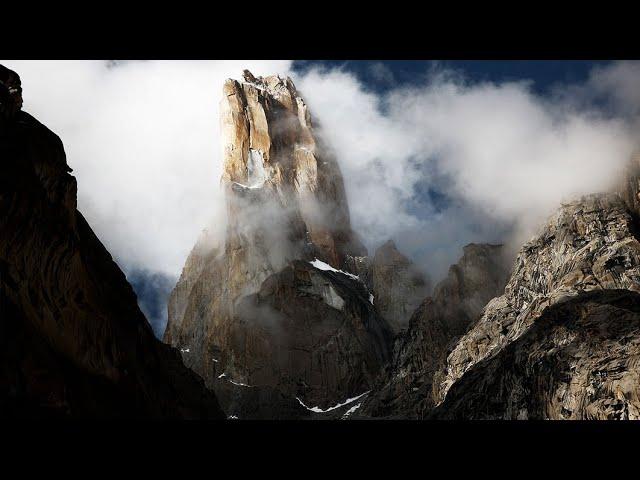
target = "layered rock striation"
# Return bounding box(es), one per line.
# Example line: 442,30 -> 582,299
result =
432,193 -> 640,418
432,289 -> 640,419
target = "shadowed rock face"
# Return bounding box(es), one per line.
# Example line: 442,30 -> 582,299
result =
0,66 -> 223,419
618,152 -> 640,222
365,240 -> 430,333
164,72 -> 392,418
432,290 -> 640,420
357,243 -> 510,418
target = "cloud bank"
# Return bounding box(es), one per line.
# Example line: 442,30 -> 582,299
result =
3,60 -> 639,334
294,63 -> 638,276
2,60 -> 291,276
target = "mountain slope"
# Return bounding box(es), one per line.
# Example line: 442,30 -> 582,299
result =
365,240 -> 430,333
0,66 -> 223,418
429,192 -> 640,418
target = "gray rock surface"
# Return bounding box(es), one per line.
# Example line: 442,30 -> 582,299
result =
365,240 -> 430,333
432,290 -> 640,419
437,194 -> 640,404
423,192 -> 640,420
358,243 -> 510,418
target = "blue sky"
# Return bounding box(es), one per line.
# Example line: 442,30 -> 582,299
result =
292,60 -> 611,94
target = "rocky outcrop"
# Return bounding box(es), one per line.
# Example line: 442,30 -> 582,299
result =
0,66 -> 223,419
434,193 -> 640,415
432,290 -> 640,419
365,240 -> 430,333
164,71 -> 392,417
0,65 -> 23,120
358,243 -> 510,418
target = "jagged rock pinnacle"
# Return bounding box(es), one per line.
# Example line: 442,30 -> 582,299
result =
164,71 -> 390,418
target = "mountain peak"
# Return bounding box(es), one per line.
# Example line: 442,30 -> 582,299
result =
164,71 -> 390,417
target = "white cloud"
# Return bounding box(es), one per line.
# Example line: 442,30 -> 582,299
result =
294,62 -> 639,278
2,60 -> 292,278
3,59 -> 639,289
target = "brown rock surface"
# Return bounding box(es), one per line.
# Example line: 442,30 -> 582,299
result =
432,290 -> 640,419
164,72 -> 391,417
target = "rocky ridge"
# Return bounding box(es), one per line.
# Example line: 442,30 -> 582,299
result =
430,192 -> 640,418
432,289 -> 640,419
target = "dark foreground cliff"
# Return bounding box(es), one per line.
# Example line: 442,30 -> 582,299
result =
0,67 -> 224,419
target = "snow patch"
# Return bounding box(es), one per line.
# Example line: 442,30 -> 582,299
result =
228,415 -> 239,420
218,373 -> 227,379
180,348 -> 190,353
309,259 -> 377,308
309,258 -> 359,281
247,149 -> 267,188
324,284 -> 346,310
341,402 -> 363,419
296,391 -> 370,413
231,181 -> 261,191
229,379 -> 253,388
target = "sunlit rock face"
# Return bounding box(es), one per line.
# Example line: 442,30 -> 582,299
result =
431,290 -> 640,420
432,193 -> 640,418
220,69 -> 367,292
355,160 -> 640,420
164,71 -> 392,418
0,66 -> 223,419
